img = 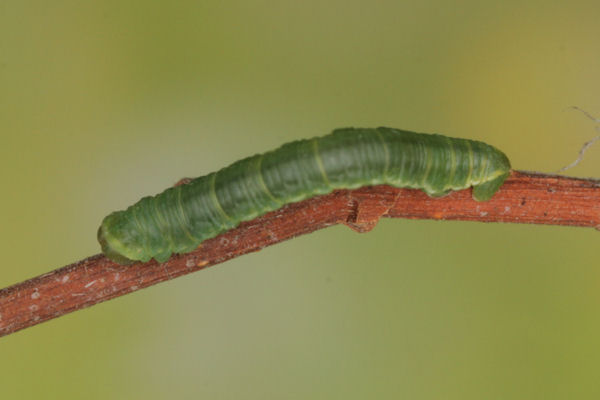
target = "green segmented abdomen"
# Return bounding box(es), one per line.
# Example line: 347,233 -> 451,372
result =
98,127 -> 511,264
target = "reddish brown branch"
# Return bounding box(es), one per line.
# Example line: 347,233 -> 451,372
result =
1,170 -> 599,337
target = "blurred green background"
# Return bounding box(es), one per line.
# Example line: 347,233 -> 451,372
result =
2,0 -> 600,398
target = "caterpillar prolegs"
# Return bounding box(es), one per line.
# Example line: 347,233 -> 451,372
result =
98,127 -> 511,264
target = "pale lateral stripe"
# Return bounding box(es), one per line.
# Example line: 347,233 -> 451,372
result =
445,136 -> 457,188
478,151 -> 489,184
465,140 -> 474,185
312,138 -> 331,187
421,142 -> 434,185
152,195 -> 177,251
396,136 -> 408,185
375,129 -> 389,179
209,173 -> 233,222
131,204 -> 151,257
255,154 -> 282,205
175,186 -> 199,242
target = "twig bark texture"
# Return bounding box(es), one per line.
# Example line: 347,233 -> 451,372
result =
1,171 -> 599,337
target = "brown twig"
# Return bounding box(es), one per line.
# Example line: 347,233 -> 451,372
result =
1,170 -> 599,337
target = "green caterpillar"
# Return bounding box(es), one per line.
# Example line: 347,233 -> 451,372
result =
98,127 -> 511,265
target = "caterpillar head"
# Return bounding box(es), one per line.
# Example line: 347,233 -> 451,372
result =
97,211 -> 143,265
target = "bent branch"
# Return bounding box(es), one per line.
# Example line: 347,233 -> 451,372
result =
1,170 -> 599,337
